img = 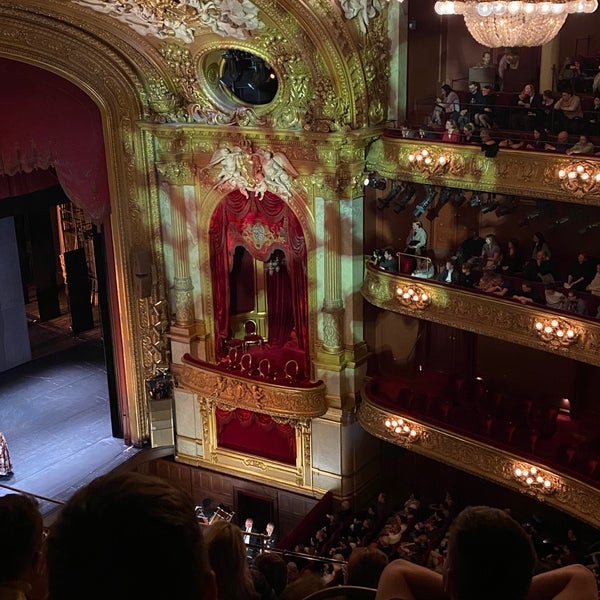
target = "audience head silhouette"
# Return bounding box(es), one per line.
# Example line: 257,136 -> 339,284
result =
0,494 -> 44,590
47,471 -> 216,600
444,506 -> 535,600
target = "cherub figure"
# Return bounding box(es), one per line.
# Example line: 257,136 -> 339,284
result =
204,146 -> 249,196
253,148 -> 298,200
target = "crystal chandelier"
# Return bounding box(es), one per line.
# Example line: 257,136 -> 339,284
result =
434,1 -> 598,47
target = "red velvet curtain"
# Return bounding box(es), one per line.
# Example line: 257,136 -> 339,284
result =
209,190 -> 309,369
215,407 -> 296,465
266,262 -> 295,347
0,59 -> 110,220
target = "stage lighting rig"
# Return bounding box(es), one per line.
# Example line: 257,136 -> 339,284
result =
377,182 -> 403,210
393,183 -> 416,213
426,187 -> 453,221
413,185 -> 438,218
364,172 -> 387,190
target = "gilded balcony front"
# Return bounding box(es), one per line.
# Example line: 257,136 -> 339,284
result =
368,136 -> 600,206
358,395 -> 600,528
361,265 -> 600,368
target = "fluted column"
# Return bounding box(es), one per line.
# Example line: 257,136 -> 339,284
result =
157,161 -> 200,365
321,197 -> 345,356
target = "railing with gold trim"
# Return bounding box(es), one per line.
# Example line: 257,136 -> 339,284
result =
361,264 -> 600,368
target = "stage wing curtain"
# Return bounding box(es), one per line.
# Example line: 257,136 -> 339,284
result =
215,407 -> 296,465
209,190 -> 308,368
0,59 -> 110,221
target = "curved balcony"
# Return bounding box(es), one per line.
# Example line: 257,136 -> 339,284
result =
361,263 -> 600,368
367,136 -> 600,206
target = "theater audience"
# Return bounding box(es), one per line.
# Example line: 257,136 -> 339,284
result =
532,232 -> 551,260
442,119 -> 461,143
500,239 -> 522,275
525,128 -> 551,151
545,130 -> 570,153
566,134 -> 594,155
459,263 -> 476,288
379,248 -> 398,273
523,250 -> 559,284
512,281 -> 542,305
586,95 -> 600,136
537,90 -> 555,131
585,263 -> 600,296
456,229 -> 485,265
480,128 -> 500,157
554,91 -> 583,133
460,122 -> 479,145
347,547 -> 389,589
480,234 -> 502,270
205,521 -> 258,600
474,84 -> 495,128
47,471 -> 217,600
560,290 -> 587,316
564,253 -> 596,291
509,83 -> 540,130
375,505 -> 597,600
458,81 -> 483,129
252,553 -> 287,599
0,494 -> 44,600
431,84 -> 460,127
437,259 -> 460,284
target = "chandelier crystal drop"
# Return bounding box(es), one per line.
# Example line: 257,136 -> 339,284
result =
434,0 -> 598,47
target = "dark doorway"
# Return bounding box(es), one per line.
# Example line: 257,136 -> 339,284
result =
237,491 -> 275,532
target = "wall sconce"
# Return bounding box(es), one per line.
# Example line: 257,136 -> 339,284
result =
407,148 -> 451,176
534,317 -> 578,347
557,162 -> 600,198
513,463 -> 557,496
364,172 -> 387,190
395,284 -> 431,309
384,416 -> 420,442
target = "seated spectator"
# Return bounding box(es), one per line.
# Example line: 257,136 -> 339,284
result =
47,471 -> 217,600
554,91 -> 583,133
205,521 -> 258,600
509,83 -> 539,130
252,553 -> 288,599
585,263 -> 600,296
376,505 -> 597,600
461,122 -> 479,145
566,133 -> 594,155
558,56 -> 577,92
537,89 -> 555,131
437,259 -> 460,284
480,234 -> 502,270
560,290 -> 587,316
585,95 -> 600,136
499,137 -> 524,149
525,128 -> 551,151
459,262 -> 476,287
546,130 -> 570,153
531,231 -> 551,259
378,248 -> 398,273
442,119 -> 461,143
474,84 -> 495,128
431,84 -> 460,127
477,271 -> 503,293
458,81 -> 484,129
480,128 -> 499,157
545,286 -> 567,309
500,239 -> 522,275
399,122 -> 419,138
522,250 -> 559,284
512,281 -> 542,305
564,252 -> 596,291
456,229 -> 485,265
347,547 -> 388,589
370,248 -> 383,267
0,494 -> 44,600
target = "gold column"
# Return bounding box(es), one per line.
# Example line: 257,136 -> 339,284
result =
157,162 -> 200,364
540,37 -> 560,92
321,197 -> 345,361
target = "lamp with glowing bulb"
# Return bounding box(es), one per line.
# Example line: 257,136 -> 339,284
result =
384,416 -> 420,442
395,284 -> 431,309
434,1 -> 598,47
513,462 -> 557,496
534,317 -> 579,347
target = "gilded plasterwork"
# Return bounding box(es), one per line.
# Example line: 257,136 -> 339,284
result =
361,266 -> 600,367
180,359 -> 328,418
370,138 -> 600,206
358,397 -> 600,528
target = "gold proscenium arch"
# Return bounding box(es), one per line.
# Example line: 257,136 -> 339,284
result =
0,1 -> 181,446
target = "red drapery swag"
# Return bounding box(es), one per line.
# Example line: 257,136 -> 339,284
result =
0,58 -> 110,221
215,407 -> 296,465
209,190 -> 309,370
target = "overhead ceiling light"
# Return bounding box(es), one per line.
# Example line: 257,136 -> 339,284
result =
434,0 -> 598,47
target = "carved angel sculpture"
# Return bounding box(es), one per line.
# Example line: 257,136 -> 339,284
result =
253,149 -> 298,200
204,146 -> 249,196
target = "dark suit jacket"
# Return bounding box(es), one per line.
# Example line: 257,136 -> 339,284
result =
437,268 -> 460,284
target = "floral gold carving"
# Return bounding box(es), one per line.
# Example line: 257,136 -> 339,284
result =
180,360 -> 327,418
